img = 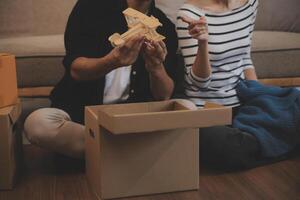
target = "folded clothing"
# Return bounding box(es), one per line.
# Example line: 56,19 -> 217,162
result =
233,80 -> 300,157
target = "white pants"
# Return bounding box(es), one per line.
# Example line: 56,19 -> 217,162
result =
24,108 -> 85,158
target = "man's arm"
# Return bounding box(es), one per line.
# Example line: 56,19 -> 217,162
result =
70,54 -> 117,81
149,65 -> 174,100
143,41 -> 174,100
70,35 -> 145,81
64,0 -> 145,81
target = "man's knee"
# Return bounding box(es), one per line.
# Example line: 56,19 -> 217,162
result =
24,108 -> 71,146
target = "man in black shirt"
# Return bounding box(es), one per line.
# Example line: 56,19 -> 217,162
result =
24,0 -> 179,158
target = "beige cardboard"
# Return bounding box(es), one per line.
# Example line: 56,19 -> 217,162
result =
0,53 -> 18,108
0,102 -> 22,190
97,100 -> 232,134
85,107 -> 102,200
85,99 -> 232,199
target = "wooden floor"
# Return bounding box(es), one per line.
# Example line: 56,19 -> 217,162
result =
0,145 -> 299,200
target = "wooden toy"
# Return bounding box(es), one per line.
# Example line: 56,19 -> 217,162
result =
109,8 -> 166,47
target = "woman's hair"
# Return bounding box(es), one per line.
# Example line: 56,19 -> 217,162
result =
216,0 -> 229,7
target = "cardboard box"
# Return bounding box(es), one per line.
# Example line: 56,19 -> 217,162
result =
85,99 -> 232,199
0,53 -> 18,108
0,102 -> 22,190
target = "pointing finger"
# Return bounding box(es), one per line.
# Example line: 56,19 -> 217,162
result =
180,15 -> 194,25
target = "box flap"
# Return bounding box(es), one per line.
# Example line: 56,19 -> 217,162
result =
0,53 -> 11,57
95,100 -> 232,134
0,53 -> 13,65
204,101 -> 224,109
0,101 -> 22,124
0,54 -> 18,108
0,96 -> 4,106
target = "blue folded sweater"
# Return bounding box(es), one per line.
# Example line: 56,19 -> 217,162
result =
233,80 -> 300,157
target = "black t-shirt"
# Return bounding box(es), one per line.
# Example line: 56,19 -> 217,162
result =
50,0 -> 179,124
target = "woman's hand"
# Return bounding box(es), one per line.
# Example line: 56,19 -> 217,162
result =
109,35 -> 145,67
181,15 -> 209,42
142,40 -> 167,74
180,15 -> 211,81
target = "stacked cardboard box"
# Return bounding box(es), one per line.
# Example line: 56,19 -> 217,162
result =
0,102 -> 22,189
85,99 -> 232,199
0,53 -> 18,108
0,53 -> 22,190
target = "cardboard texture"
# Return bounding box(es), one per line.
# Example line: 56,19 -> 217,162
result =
85,99 -> 232,199
0,53 -> 18,108
0,102 -> 22,190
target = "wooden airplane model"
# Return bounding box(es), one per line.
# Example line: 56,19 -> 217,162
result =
109,8 -> 166,47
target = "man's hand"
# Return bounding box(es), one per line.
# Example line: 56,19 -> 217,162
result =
142,39 -> 174,100
109,35 -> 145,67
143,40 -> 167,74
181,15 -> 209,42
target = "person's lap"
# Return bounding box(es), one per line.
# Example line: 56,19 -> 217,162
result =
24,105 -> 296,169
200,125 -> 300,170
23,106 -> 263,168
24,108 -> 85,158
200,126 -> 261,170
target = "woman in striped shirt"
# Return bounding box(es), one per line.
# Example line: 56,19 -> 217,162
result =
177,0 -> 262,169
177,0 -> 258,107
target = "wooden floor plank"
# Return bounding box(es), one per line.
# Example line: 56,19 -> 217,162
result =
0,145 -> 299,200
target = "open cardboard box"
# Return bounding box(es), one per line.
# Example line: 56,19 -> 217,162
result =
0,53 -> 18,108
85,99 -> 232,199
0,102 -> 22,190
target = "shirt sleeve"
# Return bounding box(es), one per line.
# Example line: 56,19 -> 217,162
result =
162,20 -> 179,85
176,8 -> 211,89
63,0 -> 105,71
243,0 -> 259,71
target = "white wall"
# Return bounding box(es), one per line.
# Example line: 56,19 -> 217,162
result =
156,0 -> 186,24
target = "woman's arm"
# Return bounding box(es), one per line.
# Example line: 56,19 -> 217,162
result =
177,14 -> 211,89
244,0 -> 259,81
244,68 -> 258,80
192,41 -> 211,79
181,16 -> 211,79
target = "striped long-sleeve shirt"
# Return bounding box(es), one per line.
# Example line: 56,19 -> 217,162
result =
177,0 -> 258,107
